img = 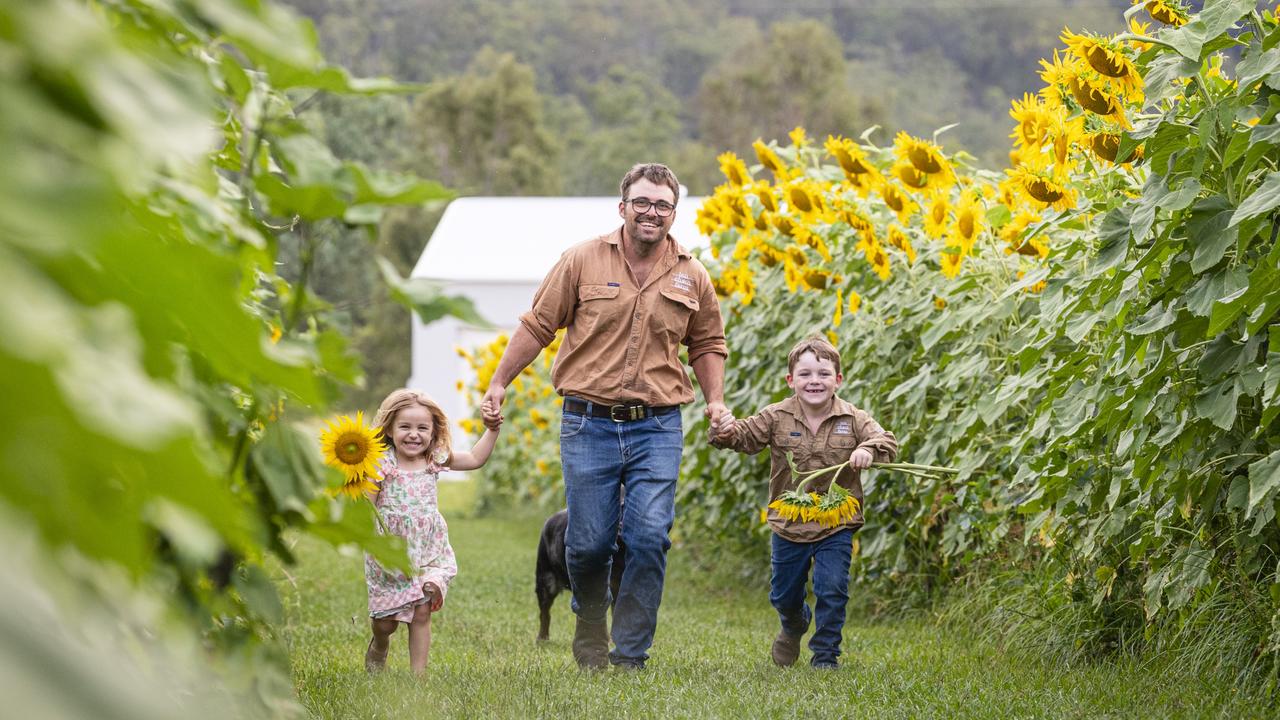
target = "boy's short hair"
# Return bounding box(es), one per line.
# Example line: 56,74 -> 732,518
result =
787,336 -> 842,375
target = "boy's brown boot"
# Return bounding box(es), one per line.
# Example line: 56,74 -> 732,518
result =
771,630 -> 801,667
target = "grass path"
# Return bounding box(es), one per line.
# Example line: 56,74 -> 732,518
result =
278,482 -> 1265,719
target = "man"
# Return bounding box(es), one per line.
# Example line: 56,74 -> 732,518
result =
481,163 -> 729,670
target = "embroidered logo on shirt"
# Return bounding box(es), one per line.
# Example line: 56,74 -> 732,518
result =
671,272 -> 694,292
607,282 -> 621,287
833,421 -> 852,435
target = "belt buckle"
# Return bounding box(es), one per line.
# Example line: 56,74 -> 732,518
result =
608,404 -> 643,422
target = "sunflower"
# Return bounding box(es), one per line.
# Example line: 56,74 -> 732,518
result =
1061,30 -> 1143,100
892,161 -> 932,191
866,242 -> 892,281
320,412 -> 386,499
1068,75 -> 1128,127
999,211 -> 1045,257
785,179 -> 824,217
887,224 -> 917,265
934,296 -> 947,310
824,135 -> 881,195
893,132 -> 955,190
923,195 -> 951,239
789,126 -> 810,149
718,152 -> 751,187
1010,165 -> 1078,212
752,181 -> 778,213
753,139 -> 790,179
848,290 -> 862,315
939,249 -> 965,279
1138,0 -> 1189,27
949,194 -> 984,254
833,288 -> 843,327
1009,93 -> 1056,150
880,183 -> 919,224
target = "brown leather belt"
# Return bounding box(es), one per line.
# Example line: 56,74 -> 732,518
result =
562,397 -> 678,423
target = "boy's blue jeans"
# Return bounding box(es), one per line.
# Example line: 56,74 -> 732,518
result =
560,406 -> 683,666
770,529 -> 855,666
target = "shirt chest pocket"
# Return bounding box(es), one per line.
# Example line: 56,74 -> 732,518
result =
576,284 -> 621,334
656,288 -> 699,342
822,433 -> 859,465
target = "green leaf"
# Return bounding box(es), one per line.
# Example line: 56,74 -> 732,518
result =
376,256 -> 492,328
1247,450 -> 1280,517
1230,171 -> 1280,226
1128,301 -> 1177,335
1194,377 -> 1239,431
1094,207 -> 1131,271
307,498 -> 411,573
1236,45 -> 1280,89
1161,0 -> 1254,60
249,421 -> 327,516
1186,196 -> 1238,272
1184,265 -> 1247,317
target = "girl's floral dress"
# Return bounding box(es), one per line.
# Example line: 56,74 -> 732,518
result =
366,450 -> 457,622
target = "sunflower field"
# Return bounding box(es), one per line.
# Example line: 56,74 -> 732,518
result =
674,0 -> 1280,665
458,331 -> 567,510
465,6 -> 1280,667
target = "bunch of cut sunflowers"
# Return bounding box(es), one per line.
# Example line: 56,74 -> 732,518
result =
768,452 -> 958,528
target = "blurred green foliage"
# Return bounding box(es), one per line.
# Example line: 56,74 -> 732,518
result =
0,0 -> 478,714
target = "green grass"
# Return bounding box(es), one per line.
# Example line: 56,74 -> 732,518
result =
277,481 -> 1269,719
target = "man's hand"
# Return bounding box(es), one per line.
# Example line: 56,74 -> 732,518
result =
849,448 -> 874,469
481,384 -> 506,426
705,401 -> 731,436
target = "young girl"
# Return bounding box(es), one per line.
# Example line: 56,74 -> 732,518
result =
363,389 -> 500,674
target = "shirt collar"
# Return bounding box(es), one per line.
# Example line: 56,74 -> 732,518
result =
779,394 -> 856,424
604,226 -> 692,260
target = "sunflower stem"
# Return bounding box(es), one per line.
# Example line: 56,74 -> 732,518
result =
1112,32 -> 1177,50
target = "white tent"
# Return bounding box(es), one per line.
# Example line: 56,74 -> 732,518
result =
407,196 -> 709,448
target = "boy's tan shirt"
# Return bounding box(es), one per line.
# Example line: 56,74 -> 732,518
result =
518,227 -> 727,406
713,395 -> 898,543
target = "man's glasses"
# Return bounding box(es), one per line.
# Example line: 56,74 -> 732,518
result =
625,197 -> 676,217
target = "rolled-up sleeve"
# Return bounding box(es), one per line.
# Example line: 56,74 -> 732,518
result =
855,412 -> 898,463
518,250 -> 579,347
684,267 -> 728,362
711,407 -> 773,455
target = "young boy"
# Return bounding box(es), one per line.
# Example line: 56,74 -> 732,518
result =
711,336 -> 897,669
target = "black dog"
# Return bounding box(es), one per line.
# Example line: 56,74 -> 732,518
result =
535,509 -> 625,641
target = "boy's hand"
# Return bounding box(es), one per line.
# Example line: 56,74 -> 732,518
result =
849,448 -> 874,469
709,409 -> 735,440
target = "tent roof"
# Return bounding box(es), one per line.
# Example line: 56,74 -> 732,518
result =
411,196 -> 708,283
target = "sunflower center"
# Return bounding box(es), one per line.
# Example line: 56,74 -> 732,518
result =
1069,77 -> 1119,116
1025,177 -> 1065,203
1086,45 -> 1126,78
958,213 -> 975,239
1091,133 -> 1120,162
908,147 -> 943,174
897,165 -> 930,189
335,432 -> 370,465
789,187 -> 813,213
931,204 -> 946,225
884,190 -> 905,213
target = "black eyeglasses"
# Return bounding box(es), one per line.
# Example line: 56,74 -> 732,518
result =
625,197 -> 676,217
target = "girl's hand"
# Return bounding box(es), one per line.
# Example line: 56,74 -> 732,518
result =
849,448 -> 874,469
423,582 -> 445,612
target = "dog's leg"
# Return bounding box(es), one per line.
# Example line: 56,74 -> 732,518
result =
535,553 -> 556,642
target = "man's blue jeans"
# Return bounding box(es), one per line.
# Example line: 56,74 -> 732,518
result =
560,405 -> 682,666
770,529 -> 854,666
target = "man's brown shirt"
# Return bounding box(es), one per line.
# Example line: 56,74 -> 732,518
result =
518,227 -> 727,406
713,395 -> 898,542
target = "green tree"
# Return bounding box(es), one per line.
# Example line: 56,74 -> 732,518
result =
411,47 -> 562,194
697,19 -> 880,155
